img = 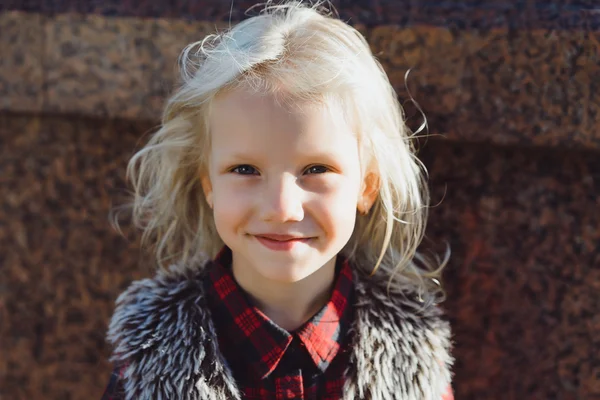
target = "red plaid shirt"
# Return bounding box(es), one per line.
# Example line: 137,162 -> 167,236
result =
204,247 -> 354,400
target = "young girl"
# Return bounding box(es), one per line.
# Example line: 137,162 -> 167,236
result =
102,1 -> 453,399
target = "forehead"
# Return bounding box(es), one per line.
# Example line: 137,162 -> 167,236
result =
208,88 -> 356,155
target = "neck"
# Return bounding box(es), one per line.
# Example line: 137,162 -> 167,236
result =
232,256 -> 337,331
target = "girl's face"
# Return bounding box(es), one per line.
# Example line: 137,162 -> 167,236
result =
203,87 -> 376,284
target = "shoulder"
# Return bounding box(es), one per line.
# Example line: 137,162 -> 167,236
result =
353,269 -> 449,325
104,261 -> 244,398
347,270 -> 454,398
106,262 -> 212,364
353,271 -> 452,350
352,269 -> 453,365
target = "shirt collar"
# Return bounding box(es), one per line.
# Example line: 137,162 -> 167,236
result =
205,247 -> 354,378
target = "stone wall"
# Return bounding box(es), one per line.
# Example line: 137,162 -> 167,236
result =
1,1 -> 598,398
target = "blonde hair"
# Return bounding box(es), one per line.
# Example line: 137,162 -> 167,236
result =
112,0 -> 447,305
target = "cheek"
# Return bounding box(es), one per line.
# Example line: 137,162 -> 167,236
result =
310,180 -> 360,236
211,182 -> 252,236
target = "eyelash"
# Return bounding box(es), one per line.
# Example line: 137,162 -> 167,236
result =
230,164 -> 330,175
305,165 -> 329,174
231,165 -> 258,175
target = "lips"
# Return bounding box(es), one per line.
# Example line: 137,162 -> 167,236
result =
253,233 -> 313,251
255,234 -> 306,241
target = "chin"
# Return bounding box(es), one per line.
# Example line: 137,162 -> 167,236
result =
257,263 -> 316,283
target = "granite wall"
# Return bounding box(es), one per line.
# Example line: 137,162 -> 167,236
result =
1,1 -> 598,399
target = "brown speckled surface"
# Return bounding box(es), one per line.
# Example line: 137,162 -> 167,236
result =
43,15 -> 218,120
1,12 -> 599,149
420,140 -> 600,399
0,12 -> 45,112
3,0 -> 599,30
380,27 -> 600,150
0,112 -> 152,399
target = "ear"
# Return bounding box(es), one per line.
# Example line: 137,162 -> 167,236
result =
200,174 -> 213,209
357,171 -> 380,215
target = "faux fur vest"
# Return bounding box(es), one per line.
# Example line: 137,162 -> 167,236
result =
107,262 -> 453,400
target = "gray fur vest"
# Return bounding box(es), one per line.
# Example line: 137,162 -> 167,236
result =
107,262 -> 453,400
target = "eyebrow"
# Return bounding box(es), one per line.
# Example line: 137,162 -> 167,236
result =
217,152 -> 261,162
220,146 -> 343,158
212,152 -> 263,170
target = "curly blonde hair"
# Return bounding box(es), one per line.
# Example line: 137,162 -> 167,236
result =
112,0 -> 447,305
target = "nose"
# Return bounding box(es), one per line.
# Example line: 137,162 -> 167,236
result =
260,174 -> 304,223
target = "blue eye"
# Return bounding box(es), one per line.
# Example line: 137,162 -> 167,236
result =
305,165 -> 329,174
231,165 -> 258,175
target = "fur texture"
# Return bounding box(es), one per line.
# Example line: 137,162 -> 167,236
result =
107,263 -> 453,399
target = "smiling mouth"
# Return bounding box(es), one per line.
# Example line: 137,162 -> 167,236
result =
255,234 -> 308,241
253,234 -> 313,251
